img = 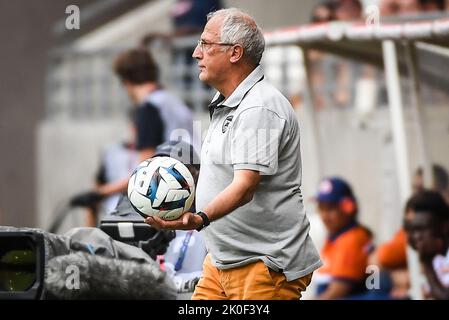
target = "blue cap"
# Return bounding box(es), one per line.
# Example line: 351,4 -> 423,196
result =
316,177 -> 355,203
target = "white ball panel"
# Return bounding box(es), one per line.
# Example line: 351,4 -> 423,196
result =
129,190 -> 156,216
173,162 -> 195,190
153,179 -> 169,208
127,173 -> 136,197
165,189 -> 190,202
159,167 -> 182,189
134,169 -> 152,195
183,194 -> 195,213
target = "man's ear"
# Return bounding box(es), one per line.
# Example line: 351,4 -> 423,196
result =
229,44 -> 244,64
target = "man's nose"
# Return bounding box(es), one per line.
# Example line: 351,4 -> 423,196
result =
411,230 -> 424,243
192,45 -> 202,59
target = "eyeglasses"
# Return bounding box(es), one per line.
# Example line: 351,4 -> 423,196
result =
196,39 -> 234,53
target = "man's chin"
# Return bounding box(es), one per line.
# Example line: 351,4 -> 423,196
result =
417,247 -> 437,261
198,72 -> 207,82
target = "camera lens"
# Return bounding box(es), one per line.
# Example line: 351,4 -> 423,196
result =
0,238 -> 36,292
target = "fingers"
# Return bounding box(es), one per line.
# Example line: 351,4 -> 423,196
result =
182,213 -> 191,225
145,216 -> 165,230
145,212 -> 193,230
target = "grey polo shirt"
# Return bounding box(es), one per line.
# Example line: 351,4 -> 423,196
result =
196,66 -> 322,281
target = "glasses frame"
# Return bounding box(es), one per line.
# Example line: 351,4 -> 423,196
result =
196,39 -> 235,53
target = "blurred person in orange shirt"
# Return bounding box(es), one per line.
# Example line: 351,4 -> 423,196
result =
369,223 -> 410,299
314,177 -> 374,299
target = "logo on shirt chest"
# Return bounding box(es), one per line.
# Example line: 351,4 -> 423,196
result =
222,115 -> 233,133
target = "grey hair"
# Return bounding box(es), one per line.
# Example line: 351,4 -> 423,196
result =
207,8 -> 265,65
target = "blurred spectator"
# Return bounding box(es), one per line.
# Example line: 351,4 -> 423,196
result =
380,0 -> 419,16
381,0 -> 445,16
380,0 -> 401,16
314,177 -> 374,299
404,190 -> 449,299
366,164 -> 449,299
419,0 -> 446,11
335,0 -> 363,21
142,0 -> 224,92
110,47 -> 193,179
311,1 -> 337,23
141,0 -> 223,44
172,0 -> 224,90
71,48 -> 194,226
399,0 -> 421,14
171,0 -> 223,37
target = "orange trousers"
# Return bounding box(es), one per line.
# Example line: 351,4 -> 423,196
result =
192,255 -> 313,300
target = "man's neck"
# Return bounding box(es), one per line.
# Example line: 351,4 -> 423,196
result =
216,65 -> 256,99
133,83 -> 159,105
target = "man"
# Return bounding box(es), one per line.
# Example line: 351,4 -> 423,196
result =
314,177 -> 373,299
145,8 -> 322,300
71,48 -> 194,223
404,190 -> 449,300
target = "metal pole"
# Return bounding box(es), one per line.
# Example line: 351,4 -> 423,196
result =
382,40 -> 423,300
301,47 -> 324,182
404,42 -> 432,188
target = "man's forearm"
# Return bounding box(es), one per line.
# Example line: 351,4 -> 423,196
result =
97,177 -> 128,196
202,170 -> 260,222
143,170 -> 261,231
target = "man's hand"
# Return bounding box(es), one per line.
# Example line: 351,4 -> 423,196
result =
145,211 -> 203,231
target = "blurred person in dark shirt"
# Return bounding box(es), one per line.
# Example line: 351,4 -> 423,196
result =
404,190 -> 449,299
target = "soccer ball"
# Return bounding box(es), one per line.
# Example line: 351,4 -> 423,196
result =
127,156 -> 195,220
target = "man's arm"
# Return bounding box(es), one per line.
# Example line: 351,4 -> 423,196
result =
145,169 -> 261,230
422,260 -> 449,300
97,148 -> 156,196
201,169 -> 261,221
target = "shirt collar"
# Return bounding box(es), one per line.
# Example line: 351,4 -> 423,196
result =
209,65 -> 264,109
208,93 -> 226,119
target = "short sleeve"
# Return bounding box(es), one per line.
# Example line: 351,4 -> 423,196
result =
133,102 -> 165,150
230,107 -> 286,175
